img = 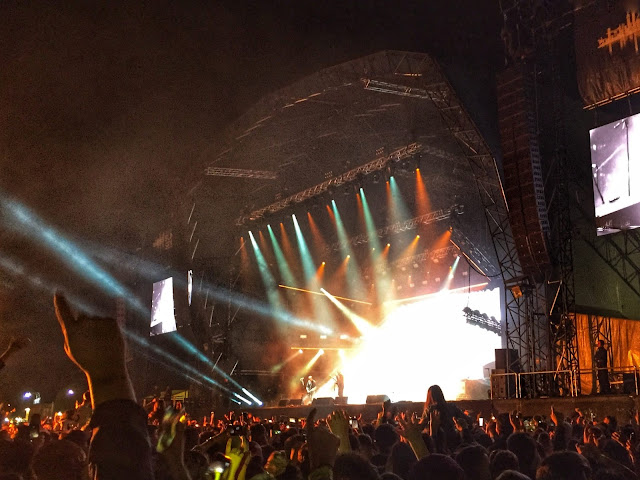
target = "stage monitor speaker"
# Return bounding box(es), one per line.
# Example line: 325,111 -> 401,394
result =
495,348 -> 520,372
491,369 -> 517,399
312,397 -> 334,406
278,399 -> 289,407
366,394 -> 389,404
623,373 -> 637,394
335,396 -> 348,404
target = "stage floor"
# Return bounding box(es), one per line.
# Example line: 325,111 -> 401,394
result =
237,394 -> 640,423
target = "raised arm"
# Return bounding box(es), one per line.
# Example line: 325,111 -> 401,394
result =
54,293 -> 153,480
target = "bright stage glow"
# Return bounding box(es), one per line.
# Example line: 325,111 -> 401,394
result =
314,287 -> 501,403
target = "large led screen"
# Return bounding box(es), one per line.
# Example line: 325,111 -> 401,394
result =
591,113 -> 640,234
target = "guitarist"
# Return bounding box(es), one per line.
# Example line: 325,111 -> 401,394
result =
300,375 -> 317,405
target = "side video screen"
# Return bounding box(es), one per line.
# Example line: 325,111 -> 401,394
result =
591,113 -> 640,235
150,277 -> 177,336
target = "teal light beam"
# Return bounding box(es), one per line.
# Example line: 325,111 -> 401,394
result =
360,189 -> 391,303
389,176 -> 412,224
291,215 -> 317,284
267,224 -> 297,287
331,200 -> 364,297
292,214 -> 334,327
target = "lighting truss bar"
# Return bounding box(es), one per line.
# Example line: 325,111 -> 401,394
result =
463,307 -> 501,335
390,246 -> 458,269
205,167 -> 278,179
236,142 -> 422,224
450,228 -> 500,277
328,205 -> 458,252
362,78 -> 430,99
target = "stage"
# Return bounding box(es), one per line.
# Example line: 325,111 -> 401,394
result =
236,394 -> 640,424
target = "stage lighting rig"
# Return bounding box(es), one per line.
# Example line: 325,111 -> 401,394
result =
462,307 -> 501,335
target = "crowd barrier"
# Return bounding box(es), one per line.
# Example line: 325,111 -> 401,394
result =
490,366 -> 639,398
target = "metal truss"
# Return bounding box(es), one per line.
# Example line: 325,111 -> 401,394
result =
422,65 -> 550,380
546,49 -> 579,390
205,167 -> 277,179
359,56 -> 554,393
581,229 -> 640,299
326,205 -> 457,252
235,142 -> 422,225
450,227 -> 501,277
463,307 -> 502,335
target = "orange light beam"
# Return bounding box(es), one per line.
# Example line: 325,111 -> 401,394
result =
279,222 -> 296,266
307,212 -> 328,254
278,284 -> 371,305
314,262 -> 326,283
415,169 -> 432,217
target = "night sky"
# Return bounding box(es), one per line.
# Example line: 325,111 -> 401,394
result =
0,1 -> 502,402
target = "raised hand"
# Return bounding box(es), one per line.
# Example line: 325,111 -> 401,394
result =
509,411 -> 524,432
54,293 -> 126,379
327,410 -> 351,452
306,408 -> 340,470
429,408 -> 442,437
397,412 -> 429,459
454,416 -> 469,432
53,293 -> 133,406
225,436 -> 250,480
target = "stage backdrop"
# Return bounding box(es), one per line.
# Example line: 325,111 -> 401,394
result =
576,313 -> 640,393
575,0 -> 640,106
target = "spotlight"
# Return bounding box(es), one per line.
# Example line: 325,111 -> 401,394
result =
22,392 -> 32,399
319,349 -> 325,355
387,243 -> 391,247
298,349 -> 304,354
67,389 -> 74,396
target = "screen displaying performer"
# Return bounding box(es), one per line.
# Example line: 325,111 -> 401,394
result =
590,113 -> 640,234
150,277 -> 177,337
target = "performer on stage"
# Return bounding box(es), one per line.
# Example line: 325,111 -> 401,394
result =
300,375 -> 317,405
333,371 -> 344,398
595,339 -> 611,394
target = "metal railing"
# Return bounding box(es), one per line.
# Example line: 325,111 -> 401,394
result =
490,366 -> 640,398
575,365 -> 639,395
517,370 -> 576,398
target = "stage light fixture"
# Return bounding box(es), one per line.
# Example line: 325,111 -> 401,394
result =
298,349 -> 303,354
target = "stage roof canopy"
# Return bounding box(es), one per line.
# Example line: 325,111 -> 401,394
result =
191,50 -> 499,268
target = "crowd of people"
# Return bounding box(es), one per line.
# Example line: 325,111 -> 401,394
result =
0,294 -> 638,479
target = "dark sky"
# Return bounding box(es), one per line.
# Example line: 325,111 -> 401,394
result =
0,1 -> 502,401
